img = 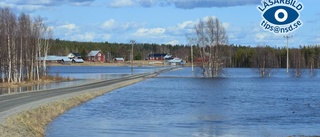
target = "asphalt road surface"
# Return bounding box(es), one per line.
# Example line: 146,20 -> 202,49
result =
0,68 -> 173,114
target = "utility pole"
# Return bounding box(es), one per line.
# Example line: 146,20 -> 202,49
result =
191,45 -> 194,72
130,40 -> 135,75
284,35 -> 292,74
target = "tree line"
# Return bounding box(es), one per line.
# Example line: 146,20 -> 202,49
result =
0,8 -> 52,83
51,39 -> 320,69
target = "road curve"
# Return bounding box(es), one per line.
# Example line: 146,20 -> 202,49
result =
0,67 -> 173,114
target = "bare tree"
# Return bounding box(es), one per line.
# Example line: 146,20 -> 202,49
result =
42,28 -> 52,76
188,17 -> 228,77
290,48 -> 303,77
0,8 -> 52,83
0,8 -> 17,83
252,46 -> 277,77
18,13 -> 31,82
33,17 -> 46,81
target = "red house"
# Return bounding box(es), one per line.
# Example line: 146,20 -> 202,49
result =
87,50 -> 105,62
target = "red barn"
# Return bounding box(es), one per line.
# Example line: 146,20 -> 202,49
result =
87,50 -> 105,62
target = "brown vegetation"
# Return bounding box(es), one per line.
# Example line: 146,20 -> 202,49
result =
0,75 -> 72,88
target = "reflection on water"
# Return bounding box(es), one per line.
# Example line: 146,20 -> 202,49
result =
0,80 -> 89,95
0,66 -> 162,95
46,68 -> 320,137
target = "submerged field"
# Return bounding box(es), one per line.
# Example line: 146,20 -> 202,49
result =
46,68 -> 320,137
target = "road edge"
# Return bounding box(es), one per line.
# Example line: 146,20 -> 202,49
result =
0,76 -> 149,137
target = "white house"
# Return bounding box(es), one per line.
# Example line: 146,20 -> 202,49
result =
67,52 -> 84,63
114,58 -> 125,63
169,57 -> 184,66
39,55 -> 71,63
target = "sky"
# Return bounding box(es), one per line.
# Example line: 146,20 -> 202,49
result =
0,0 -> 319,47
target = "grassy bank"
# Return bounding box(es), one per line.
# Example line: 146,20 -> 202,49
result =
0,78 -> 144,137
0,75 -> 73,88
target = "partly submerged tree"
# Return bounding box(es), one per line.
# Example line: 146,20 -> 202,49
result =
251,46 -> 278,77
187,17 -> 228,78
0,8 -> 52,83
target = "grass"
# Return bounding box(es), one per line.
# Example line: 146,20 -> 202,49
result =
0,78 -> 143,137
0,74 -> 73,88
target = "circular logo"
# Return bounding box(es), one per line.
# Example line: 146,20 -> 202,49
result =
275,9 -> 288,22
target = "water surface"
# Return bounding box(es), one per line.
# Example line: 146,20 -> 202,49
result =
46,68 -> 320,136
0,66 -> 161,95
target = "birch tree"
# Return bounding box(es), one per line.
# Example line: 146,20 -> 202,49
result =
0,8 -> 16,83
190,17 -> 228,77
42,27 -> 53,76
0,8 -> 52,83
18,13 -> 31,82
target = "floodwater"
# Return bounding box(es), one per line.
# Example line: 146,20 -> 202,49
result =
0,66 -> 162,95
46,68 -> 320,137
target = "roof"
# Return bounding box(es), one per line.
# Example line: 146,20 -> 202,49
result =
169,57 -> 182,63
148,53 -> 167,57
39,56 -> 71,61
88,50 -> 102,56
72,58 -> 85,63
164,54 -> 172,58
71,52 -> 82,57
114,58 -> 124,61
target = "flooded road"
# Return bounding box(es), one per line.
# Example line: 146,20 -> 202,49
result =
0,66 -> 162,95
46,68 -> 320,136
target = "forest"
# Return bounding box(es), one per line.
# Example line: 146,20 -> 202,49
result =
51,39 -> 320,69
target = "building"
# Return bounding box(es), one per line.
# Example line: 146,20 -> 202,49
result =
39,55 -> 72,64
67,52 -> 84,63
87,50 -> 105,62
148,53 -> 172,60
67,52 -> 82,59
114,58 -> 125,63
168,57 -> 185,66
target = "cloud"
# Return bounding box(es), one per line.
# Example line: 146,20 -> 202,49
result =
177,21 -> 195,29
110,0 -> 134,8
0,2 -> 14,8
71,32 -> 95,41
54,22 -> 80,37
255,32 -> 271,41
133,27 -> 166,37
166,40 -> 180,45
101,19 -> 116,30
172,0 -> 260,9
100,19 -> 143,33
109,0 -> 259,9
59,23 -> 78,30
0,0 -> 94,12
101,34 -> 112,41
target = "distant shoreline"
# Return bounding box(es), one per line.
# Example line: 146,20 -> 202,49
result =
47,60 -> 160,66
47,60 -> 190,67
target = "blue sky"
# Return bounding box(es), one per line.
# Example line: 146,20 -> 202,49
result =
1,0 -> 319,47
